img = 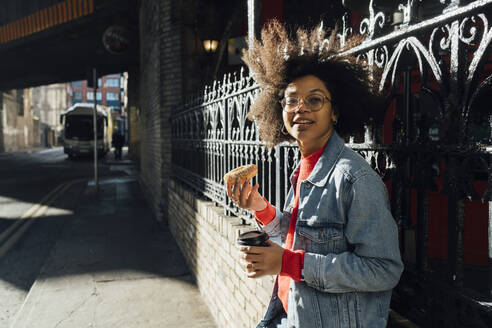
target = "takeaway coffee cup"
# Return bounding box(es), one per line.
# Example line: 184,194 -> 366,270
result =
237,230 -> 269,247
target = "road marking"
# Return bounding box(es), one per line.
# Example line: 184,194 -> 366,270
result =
0,179 -> 84,258
0,182 -> 66,245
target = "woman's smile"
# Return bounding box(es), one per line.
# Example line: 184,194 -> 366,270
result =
292,118 -> 315,130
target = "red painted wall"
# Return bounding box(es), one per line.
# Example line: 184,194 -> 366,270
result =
260,0 -> 284,24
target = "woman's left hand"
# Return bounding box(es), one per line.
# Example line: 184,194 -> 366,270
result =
239,240 -> 284,278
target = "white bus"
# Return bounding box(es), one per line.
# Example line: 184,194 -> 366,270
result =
60,103 -> 110,158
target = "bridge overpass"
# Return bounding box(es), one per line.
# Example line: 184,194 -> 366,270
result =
0,0 -> 138,91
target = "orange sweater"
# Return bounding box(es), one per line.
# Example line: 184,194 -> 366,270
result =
254,144 -> 326,313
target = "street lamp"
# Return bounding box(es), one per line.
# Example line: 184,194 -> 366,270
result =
203,39 -> 219,53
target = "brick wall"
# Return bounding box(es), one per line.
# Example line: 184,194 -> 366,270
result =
159,0 -> 182,222
138,0 -> 183,222
138,0 -> 163,221
168,178 -> 275,328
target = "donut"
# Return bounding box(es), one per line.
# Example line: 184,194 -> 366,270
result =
223,164 -> 258,184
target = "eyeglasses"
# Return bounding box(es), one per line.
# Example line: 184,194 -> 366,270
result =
280,94 -> 332,113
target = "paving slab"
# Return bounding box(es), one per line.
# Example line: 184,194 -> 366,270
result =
11,176 -> 216,328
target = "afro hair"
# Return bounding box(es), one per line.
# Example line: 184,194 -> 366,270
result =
242,19 -> 384,147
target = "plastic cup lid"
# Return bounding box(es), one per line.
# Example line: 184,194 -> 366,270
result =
237,230 -> 268,245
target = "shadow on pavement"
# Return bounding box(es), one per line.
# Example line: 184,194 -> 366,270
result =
0,178 -> 193,290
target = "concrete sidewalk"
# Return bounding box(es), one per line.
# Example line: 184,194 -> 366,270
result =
11,174 -> 216,327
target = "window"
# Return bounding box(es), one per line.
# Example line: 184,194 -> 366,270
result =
107,92 -> 119,100
72,81 -> 83,87
87,92 -> 102,100
106,79 -> 120,87
65,116 -> 105,140
74,92 -> 82,100
98,78 -> 102,88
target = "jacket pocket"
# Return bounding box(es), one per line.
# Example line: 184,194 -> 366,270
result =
297,224 -> 343,254
298,225 -> 342,242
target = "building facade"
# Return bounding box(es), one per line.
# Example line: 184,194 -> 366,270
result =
31,83 -> 67,147
67,73 -> 127,139
0,89 -> 37,152
68,74 -> 125,111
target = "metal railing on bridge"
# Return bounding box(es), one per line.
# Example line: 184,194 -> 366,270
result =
171,0 -> 492,326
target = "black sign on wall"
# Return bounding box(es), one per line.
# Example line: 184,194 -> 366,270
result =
102,25 -> 130,55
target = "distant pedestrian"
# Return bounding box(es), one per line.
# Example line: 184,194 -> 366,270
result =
225,20 -> 403,328
112,129 -> 124,160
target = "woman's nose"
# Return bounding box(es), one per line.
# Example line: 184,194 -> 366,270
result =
294,99 -> 309,112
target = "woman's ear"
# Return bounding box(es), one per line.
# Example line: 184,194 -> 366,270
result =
332,106 -> 339,124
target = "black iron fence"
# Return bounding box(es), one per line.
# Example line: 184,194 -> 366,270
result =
171,0 -> 492,326
171,68 -> 299,223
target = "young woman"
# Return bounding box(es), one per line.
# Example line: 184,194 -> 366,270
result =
226,21 -> 403,328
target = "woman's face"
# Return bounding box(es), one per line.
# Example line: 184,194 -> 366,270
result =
282,74 -> 338,150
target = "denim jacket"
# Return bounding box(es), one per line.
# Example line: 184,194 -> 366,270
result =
258,132 -> 404,328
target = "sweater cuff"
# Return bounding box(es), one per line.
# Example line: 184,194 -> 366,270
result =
253,199 -> 276,226
280,249 -> 305,282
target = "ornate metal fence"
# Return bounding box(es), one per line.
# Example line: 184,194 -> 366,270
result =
171,68 -> 300,223
171,0 -> 492,326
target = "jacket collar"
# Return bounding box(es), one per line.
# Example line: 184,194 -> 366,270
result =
289,131 -> 345,188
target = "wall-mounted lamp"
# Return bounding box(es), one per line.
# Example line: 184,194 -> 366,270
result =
203,39 -> 219,53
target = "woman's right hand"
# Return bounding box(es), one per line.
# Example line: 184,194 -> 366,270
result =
226,178 -> 267,212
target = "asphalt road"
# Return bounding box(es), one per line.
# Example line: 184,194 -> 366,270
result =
0,147 -> 125,326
